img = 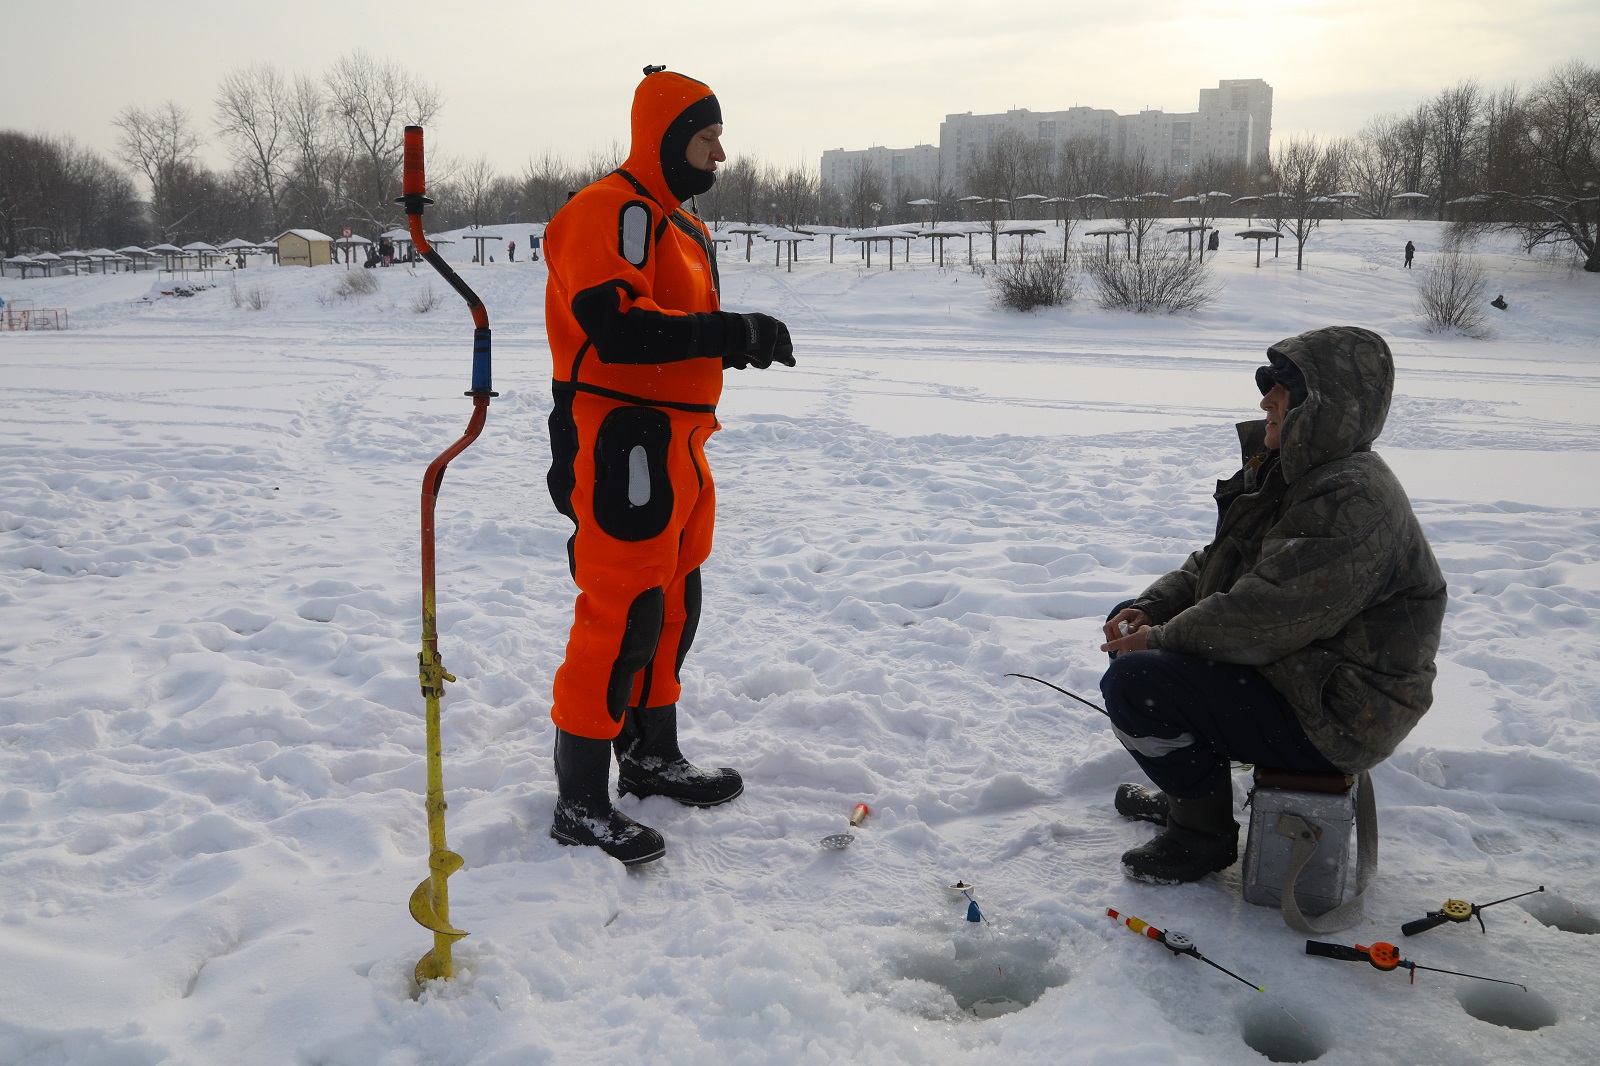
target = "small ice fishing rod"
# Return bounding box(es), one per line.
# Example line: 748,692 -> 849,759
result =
1107,909 -> 1266,993
1304,940 -> 1527,990
1005,674 -> 1108,717
1402,885 -> 1544,937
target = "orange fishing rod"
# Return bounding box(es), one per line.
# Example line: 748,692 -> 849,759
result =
398,124 -> 496,986
1304,940 -> 1527,990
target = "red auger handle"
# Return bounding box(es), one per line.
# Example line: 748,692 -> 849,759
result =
404,125 -> 426,198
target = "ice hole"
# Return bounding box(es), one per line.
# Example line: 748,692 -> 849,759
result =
1519,891 -> 1600,934
1237,1000 -> 1331,1062
1455,984 -> 1558,1031
890,932 -> 1068,1020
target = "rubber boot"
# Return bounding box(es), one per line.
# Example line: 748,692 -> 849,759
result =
1120,772 -> 1238,885
1114,782 -> 1169,826
550,728 -> 665,866
615,704 -> 743,807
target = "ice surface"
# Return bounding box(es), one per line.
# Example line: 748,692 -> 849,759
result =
1,219 -> 1597,1063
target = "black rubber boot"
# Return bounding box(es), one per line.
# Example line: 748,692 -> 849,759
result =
615,704 -> 743,807
1120,774 -> 1238,885
550,728 -> 665,866
1115,783 -> 1170,826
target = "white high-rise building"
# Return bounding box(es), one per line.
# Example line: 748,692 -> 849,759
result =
818,143 -> 945,207
821,79 -> 1273,198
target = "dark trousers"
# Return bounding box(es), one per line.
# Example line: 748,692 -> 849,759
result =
1100,601 -> 1339,798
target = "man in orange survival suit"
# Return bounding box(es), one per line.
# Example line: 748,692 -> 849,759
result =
543,66 -> 794,865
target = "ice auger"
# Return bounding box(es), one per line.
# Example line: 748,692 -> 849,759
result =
1304,940 -> 1527,990
398,124 -> 496,985
1401,885 -> 1545,937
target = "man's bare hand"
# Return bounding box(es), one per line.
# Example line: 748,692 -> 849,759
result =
1102,607 -> 1150,645
1100,626 -> 1151,655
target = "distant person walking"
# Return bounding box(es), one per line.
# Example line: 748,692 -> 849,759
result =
1404,240 -> 1415,268
508,240 -> 516,262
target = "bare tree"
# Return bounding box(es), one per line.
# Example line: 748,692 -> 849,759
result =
843,157 -> 884,229
324,51 -> 442,228
214,63 -> 292,233
112,100 -> 204,238
521,148 -> 575,222
281,72 -> 347,234
1496,61 -> 1600,271
1345,114 -> 1410,218
1110,150 -> 1165,262
772,163 -> 819,228
456,155 -> 498,228
1057,134 -> 1115,203
1426,80 -> 1483,219
1272,135 -> 1340,270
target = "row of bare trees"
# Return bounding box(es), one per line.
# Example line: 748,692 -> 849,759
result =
3,59 -> 1594,269
0,132 -> 144,256
137,51 -> 442,240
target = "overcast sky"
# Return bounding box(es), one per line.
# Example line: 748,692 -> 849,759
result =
7,1 -> 1598,179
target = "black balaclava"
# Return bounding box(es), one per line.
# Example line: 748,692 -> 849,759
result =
661,93 -> 723,202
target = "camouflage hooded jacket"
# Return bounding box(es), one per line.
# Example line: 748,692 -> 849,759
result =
1135,326 -> 1447,772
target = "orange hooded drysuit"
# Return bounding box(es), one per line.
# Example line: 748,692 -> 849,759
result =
544,70 -> 742,740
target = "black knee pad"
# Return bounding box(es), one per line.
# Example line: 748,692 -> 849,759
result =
674,568 -> 702,680
593,406 -> 674,542
606,586 -> 665,723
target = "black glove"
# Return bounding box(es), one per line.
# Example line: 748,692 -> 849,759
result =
720,312 -> 794,370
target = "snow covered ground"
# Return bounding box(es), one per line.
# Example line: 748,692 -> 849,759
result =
1,219 -> 1597,1065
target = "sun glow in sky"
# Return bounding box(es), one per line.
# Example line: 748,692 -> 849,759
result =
7,0 -> 1597,176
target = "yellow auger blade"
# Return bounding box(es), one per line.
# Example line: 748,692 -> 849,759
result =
411,847 -> 468,986
409,861 -> 468,937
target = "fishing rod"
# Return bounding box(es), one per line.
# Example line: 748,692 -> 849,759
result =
398,123 -> 496,986
1107,908 -> 1265,993
1304,940 -> 1527,990
1402,885 -> 1545,937
1005,673 -> 1108,717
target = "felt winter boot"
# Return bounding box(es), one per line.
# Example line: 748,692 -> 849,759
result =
1114,782 -> 1170,826
1120,774 -> 1238,885
550,729 -> 665,866
615,704 -> 743,807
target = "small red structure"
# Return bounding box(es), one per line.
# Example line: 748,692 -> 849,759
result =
3,307 -> 69,331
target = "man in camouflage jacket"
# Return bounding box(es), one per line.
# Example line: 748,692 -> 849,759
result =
1099,325 -> 1447,884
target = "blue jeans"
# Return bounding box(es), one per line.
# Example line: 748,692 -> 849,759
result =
1100,601 -> 1339,798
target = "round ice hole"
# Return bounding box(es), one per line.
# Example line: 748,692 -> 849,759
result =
1520,892 -> 1600,934
1456,984 -> 1557,1031
891,934 -> 1069,1020
1238,1000 -> 1331,1062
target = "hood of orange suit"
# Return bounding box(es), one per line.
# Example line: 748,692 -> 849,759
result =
622,69 -> 721,208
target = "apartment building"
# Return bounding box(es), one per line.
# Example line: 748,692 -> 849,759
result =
821,79 -> 1272,196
